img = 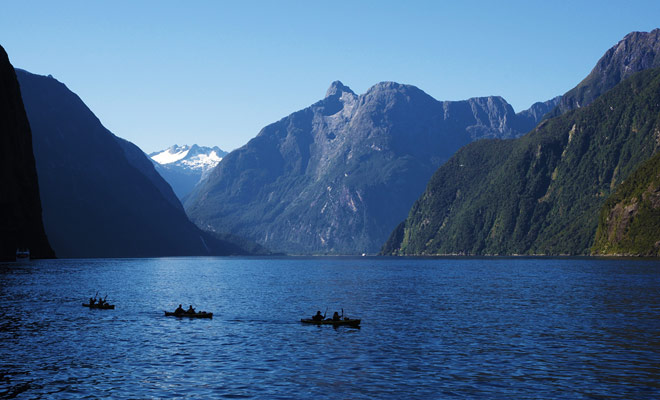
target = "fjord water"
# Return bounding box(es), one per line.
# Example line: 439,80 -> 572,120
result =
1,257 -> 659,399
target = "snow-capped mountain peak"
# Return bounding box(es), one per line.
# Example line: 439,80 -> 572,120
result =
149,144 -> 228,200
149,144 -> 227,171
150,144 -> 192,165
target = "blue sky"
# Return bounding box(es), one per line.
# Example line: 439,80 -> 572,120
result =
1,1 -> 659,153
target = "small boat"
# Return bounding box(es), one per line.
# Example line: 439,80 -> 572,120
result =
83,303 -> 115,310
164,311 -> 213,319
15,248 -> 30,261
300,318 -> 361,327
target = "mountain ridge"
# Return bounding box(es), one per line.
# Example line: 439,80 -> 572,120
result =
185,80 -> 556,254
16,69 -> 249,258
382,66 -> 660,256
547,28 -> 660,118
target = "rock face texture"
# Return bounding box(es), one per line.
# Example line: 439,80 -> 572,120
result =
548,29 -> 660,117
149,144 -> 227,200
382,67 -> 660,256
592,151 -> 660,256
185,80 -> 552,254
0,45 -> 54,261
15,69 -> 249,258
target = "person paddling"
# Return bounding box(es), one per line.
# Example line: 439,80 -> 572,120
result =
312,310 -> 324,321
186,305 -> 196,314
175,304 -> 184,314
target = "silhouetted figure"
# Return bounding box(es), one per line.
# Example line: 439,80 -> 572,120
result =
312,311 -> 324,321
89,297 -> 96,306
186,305 -> 195,314
175,304 -> 184,314
332,311 -> 340,321
97,298 -> 105,306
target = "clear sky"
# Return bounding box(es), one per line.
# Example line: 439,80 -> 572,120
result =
1,1 -> 659,153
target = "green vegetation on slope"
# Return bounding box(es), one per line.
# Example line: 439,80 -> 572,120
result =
592,152 -> 660,256
383,67 -> 660,256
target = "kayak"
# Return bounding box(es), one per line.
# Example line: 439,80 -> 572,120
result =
300,318 -> 361,327
164,311 -> 213,319
83,303 -> 115,310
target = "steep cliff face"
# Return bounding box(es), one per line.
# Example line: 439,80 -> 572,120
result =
548,29 -> 660,117
15,69 -> 249,258
383,67 -> 660,256
592,152 -> 660,256
186,80 -> 551,254
0,45 -> 54,260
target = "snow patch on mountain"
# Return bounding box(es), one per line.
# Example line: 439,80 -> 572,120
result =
151,144 -> 191,164
150,144 -> 226,172
178,149 -> 223,173
149,144 -> 228,200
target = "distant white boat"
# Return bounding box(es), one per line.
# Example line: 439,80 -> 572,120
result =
15,248 -> 30,261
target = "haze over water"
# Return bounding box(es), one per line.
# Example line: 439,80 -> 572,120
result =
1,257 -> 659,399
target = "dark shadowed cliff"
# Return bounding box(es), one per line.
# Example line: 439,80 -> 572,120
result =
15,69 -> 251,258
185,81 -> 554,254
0,45 -> 54,260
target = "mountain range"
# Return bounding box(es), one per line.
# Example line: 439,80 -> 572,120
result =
184,80 -> 559,254
0,45 -> 53,260
3,29 -> 658,259
382,29 -> 660,256
149,144 -> 227,200
15,69 -> 250,258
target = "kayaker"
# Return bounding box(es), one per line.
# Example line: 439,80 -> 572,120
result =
332,311 -> 340,321
175,304 -> 184,314
312,311 -> 324,321
89,297 -> 96,306
186,305 -> 196,314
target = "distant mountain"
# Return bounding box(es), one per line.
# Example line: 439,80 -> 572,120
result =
0,45 -> 54,260
382,66 -> 660,256
149,144 -> 227,200
185,80 -> 555,255
547,29 -> 660,118
15,69 -> 251,258
591,151 -> 660,256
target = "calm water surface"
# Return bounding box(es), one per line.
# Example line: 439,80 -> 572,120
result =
0,257 -> 659,399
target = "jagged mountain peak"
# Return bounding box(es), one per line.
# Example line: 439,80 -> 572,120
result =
548,28 -> 660,117
325,80 -> 355,99
466,95 -> 514,111
149,144 -> 227,200
186,76 -> 550,254
594,28 -> 660,82
150,144 -> 226,166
